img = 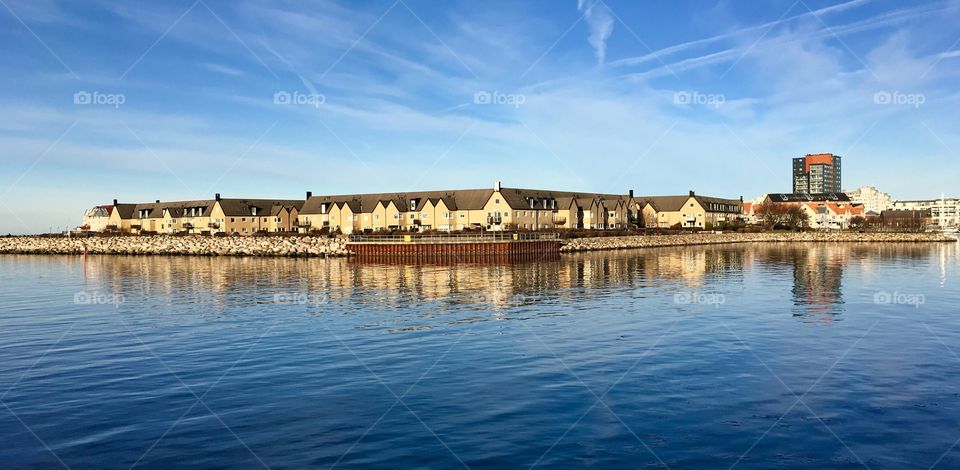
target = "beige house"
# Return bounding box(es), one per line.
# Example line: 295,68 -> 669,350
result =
82,183 -> 668,236
80,200 -> 136,232
635,191 -> 742,229
297,183 -> 634,234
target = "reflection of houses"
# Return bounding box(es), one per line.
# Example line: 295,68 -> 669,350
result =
634,191 -> 743,229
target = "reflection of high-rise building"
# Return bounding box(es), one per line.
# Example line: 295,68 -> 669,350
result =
793,153 -> 842,194
789,245 -> 846,321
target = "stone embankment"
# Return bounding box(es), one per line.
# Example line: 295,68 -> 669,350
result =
560,231 -> 955,253
1,232 -> 953,257
0,236 -> 349,257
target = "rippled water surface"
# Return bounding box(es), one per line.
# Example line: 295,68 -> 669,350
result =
2,243 -> 960,469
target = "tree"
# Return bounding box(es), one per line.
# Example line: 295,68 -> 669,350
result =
756,204 -> 809,231
849,216 -> 866,229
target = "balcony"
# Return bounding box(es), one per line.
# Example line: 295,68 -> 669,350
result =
208,222 -> 220,229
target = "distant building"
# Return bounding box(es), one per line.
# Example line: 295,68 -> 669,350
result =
761,193 -> 863,230
880,209 -> 932,229
765,193 -> 851,203
891,196 -> 959,227
793,153 -> 841,194
844,186 -> 892,215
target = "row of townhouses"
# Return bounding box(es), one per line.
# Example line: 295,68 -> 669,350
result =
80,183 -> 744,235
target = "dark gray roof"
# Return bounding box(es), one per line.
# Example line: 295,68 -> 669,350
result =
766,193 -> 850,202
216,199 -> 304,217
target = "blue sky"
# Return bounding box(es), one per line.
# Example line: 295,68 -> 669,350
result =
1,0 -> 959,233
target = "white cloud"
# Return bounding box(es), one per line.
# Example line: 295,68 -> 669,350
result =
577,0 -> 614,64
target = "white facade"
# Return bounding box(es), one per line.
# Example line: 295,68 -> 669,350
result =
844,186 -> 892,215
891,196 -> 959,227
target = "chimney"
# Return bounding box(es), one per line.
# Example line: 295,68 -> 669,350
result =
688,190 -> 695,197
628,190 -> 634,199
155,200 -> 160,203
215,193 -> 221,201
494,180 -> 501,192
113,199 -> 118,206
306,191 -> 312,199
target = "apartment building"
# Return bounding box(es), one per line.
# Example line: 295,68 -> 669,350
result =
844,185 -> 892,215
793,153 -> 842,194
890,196 -> 959,227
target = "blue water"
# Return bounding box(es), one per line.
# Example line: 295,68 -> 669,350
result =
2,243 -> 960,469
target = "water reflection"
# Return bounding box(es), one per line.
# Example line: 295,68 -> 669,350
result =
57,242 -> 957,326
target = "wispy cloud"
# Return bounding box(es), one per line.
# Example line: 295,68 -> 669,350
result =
577,0 -> 614,64
610,0 -> 872,68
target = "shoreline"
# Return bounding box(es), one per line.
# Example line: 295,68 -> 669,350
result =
0,232 -> 954,257
559,231 -> 956,253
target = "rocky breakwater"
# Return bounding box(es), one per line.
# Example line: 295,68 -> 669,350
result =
0,236 -> 350,257
560,231 -> 956,253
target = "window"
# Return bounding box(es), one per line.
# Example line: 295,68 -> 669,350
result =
443,212 -> 450,218
241,218 -> 246,222
421,213 -> 427,219
231,218 -> 236,223
459,213 -> 465,219
374,214 -> 379,220
410,214 -> 415,220
495,199 -> 500,204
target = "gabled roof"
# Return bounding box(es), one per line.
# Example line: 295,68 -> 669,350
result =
216,199 -> 304,217
302,189 -> 496,215
113,204 -> 137,219
635,195 -> 691,212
